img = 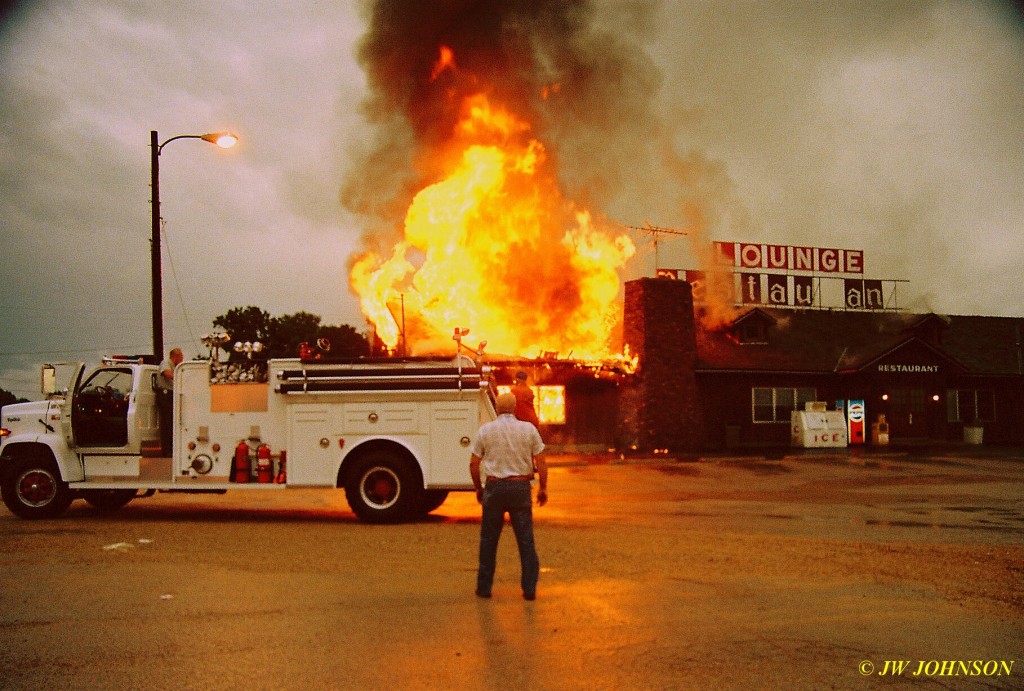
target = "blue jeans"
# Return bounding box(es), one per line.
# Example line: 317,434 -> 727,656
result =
477,480 -> 539,597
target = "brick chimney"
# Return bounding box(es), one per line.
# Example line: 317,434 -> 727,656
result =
618,278 -> 702,452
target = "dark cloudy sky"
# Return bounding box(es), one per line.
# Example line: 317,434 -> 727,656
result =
1,0 -> 1022,399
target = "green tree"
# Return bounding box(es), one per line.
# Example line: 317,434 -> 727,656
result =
210,306 -> 370,360
319,324 -> 371,358
267,311 -> 322,358
0,387 -> 27,409
212,306 -> 271,358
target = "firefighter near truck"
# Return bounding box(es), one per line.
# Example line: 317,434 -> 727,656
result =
0,335 -> 496,522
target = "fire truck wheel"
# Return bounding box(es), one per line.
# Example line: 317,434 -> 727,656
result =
82,489 -> 137,512
1,455 -> 73,519
344,451 -> 423,523
420,489 -> 450,515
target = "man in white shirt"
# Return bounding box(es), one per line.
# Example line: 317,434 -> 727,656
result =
470,392 -> 548,600
156,348 -> 183,456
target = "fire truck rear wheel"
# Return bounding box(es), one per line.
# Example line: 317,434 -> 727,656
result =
1,455 -> 73,519
82,489 -> 137,512
344,451 -> 423,523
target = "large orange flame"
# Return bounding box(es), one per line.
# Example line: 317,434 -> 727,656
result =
351,89 -> 635,360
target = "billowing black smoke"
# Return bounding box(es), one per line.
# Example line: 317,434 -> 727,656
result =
341,0 -> 665,237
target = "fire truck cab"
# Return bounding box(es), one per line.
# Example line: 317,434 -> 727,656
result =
0,353 -> 494,522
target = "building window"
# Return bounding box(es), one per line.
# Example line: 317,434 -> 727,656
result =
946,389 -> 995,423
738,321 -> 768,344
752,387 -> 816,423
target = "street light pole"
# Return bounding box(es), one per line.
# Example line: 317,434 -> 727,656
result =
150,130 -> 163,362
150,129 -> 238,360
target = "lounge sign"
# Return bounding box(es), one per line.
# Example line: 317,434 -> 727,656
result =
657,240 -> 900,311
666,271 -> 890,310
714,242 -> 864,274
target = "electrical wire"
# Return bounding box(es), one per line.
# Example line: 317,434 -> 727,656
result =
160,218 -> 202,355
0,345 -> 153,357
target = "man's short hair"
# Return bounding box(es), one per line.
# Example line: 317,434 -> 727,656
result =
496,392 -> 517,414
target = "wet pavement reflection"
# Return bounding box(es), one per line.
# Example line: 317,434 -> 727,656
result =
0,448 -> 1020,689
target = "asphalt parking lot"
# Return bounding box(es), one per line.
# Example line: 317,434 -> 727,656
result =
0,447 -> 1021,690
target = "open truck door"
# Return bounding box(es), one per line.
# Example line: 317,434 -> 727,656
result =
58,363 -> 86,449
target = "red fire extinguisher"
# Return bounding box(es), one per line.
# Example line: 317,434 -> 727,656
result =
256,443 -> 273,484
274,450 -> 287,484
233,441 -> 251,483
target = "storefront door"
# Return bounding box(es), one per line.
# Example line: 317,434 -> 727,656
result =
888,387 -> 927,438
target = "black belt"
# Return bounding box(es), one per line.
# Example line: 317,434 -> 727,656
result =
486,475 -> 533,483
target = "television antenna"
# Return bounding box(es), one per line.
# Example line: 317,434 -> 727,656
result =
621,221 -> 688,276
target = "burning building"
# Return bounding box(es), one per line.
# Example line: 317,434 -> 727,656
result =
338,1 -> 650,451
337,3 -> 1023,452
344,1 -> 640,362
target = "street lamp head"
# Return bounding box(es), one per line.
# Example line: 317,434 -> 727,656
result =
200,132 -> 239,149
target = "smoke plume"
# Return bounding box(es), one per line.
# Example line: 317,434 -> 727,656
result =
343,1 -> 657,219
343,0 -> 745,348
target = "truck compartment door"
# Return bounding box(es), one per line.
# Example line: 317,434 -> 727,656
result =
428,401 -> 477,487
130,371 -> 160,451
286,404 -> 342,486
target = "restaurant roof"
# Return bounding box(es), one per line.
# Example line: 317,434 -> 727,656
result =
695,308 -> 1024,376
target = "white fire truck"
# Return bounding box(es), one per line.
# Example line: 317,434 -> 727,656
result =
0,349 -> 495,522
